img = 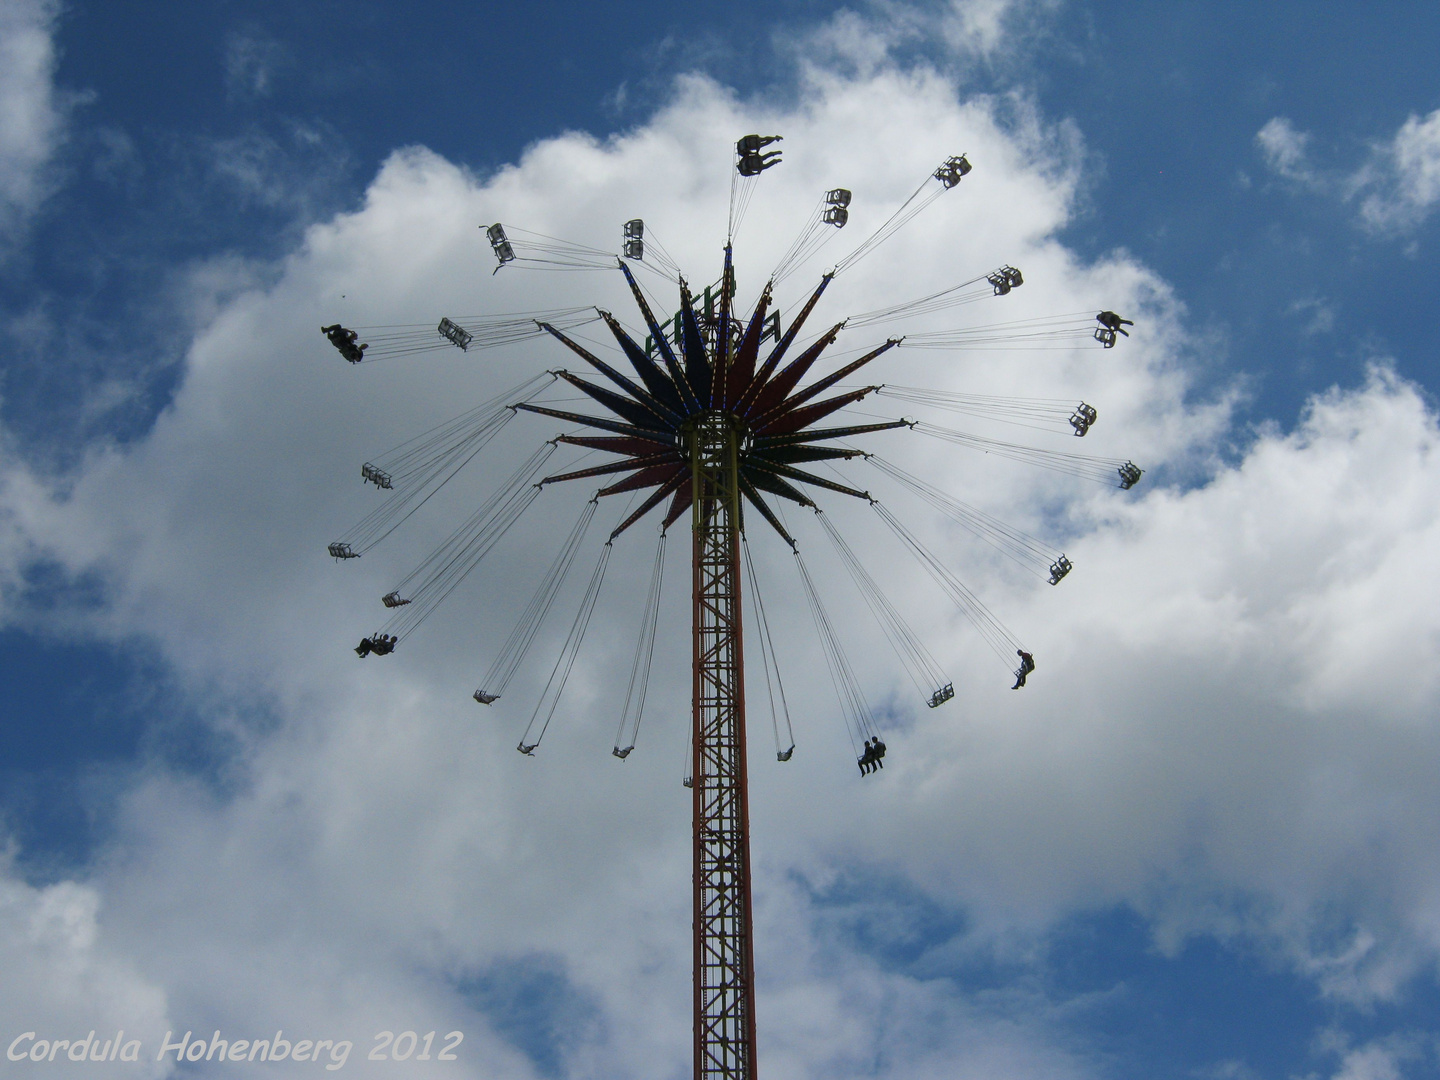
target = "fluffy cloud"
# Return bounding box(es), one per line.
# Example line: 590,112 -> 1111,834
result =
0,0 -> 66,241
795,0 -> 1051,76
889,366 -> 1440,1000
1,18 -> 1438,1080
1355,108 -> 1440,234
1256,116 -> 1314,184
0,861 -> 169,1075
1257,108 -> 1440,236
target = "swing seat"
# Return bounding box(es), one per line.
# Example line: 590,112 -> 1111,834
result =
934,154 -> 972,188
437,317 -> 473,351
361,463 -> 393,488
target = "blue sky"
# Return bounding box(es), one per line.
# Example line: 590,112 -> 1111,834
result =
11,1 -> 1439,446
2,2 -> 1440,1079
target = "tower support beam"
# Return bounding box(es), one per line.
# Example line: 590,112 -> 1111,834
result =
690,410 -> 758,1080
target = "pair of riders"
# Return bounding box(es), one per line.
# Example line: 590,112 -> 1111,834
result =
321,324 -> 367,363
355,633 -> 396,658
736,134 -> 782,176
858,736 -> 886,775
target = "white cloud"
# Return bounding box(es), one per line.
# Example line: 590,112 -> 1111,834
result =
1256,116 -> 1315,184
200,122 -> 351,217
986,367 -> 1440,1002
0,0 -> 66,240
0,13 -> 1438,1080
1327,1036 -> 1422,1080
1356,108 -> 1440,234
0,858 -> 170,1075
793,0 -> 1045,76
938,0 -> 1047,60
1258,109 -> 1440,237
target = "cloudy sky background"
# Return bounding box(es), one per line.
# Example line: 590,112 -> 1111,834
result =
2,1 -> 1439,1078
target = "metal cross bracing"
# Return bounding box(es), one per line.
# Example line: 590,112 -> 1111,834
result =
690,410 -> 758,1080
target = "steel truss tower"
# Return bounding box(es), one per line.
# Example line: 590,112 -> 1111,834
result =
690,409 -> 758,1080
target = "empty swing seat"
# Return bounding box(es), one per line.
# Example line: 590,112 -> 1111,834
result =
361,463 -> 393,488
1069,403 -> 1097,436
327,542 -> 359,560
486,224 -> 516,267
623,219 -> 644,259
934,154 -> 972,188
473,691 -> 499,705
988,265 -> 1023,294
437,317 -> 473,351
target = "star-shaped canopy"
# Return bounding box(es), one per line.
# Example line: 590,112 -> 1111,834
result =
517,248 -> 906,546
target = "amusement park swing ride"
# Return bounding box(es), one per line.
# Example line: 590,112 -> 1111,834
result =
323,135 -> 1142,1080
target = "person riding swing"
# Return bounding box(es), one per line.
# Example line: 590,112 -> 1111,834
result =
858,738 -> 875,775
1095,311 -> 1133,336
1012,649 -> 1035,689
321,324 -> 368,363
